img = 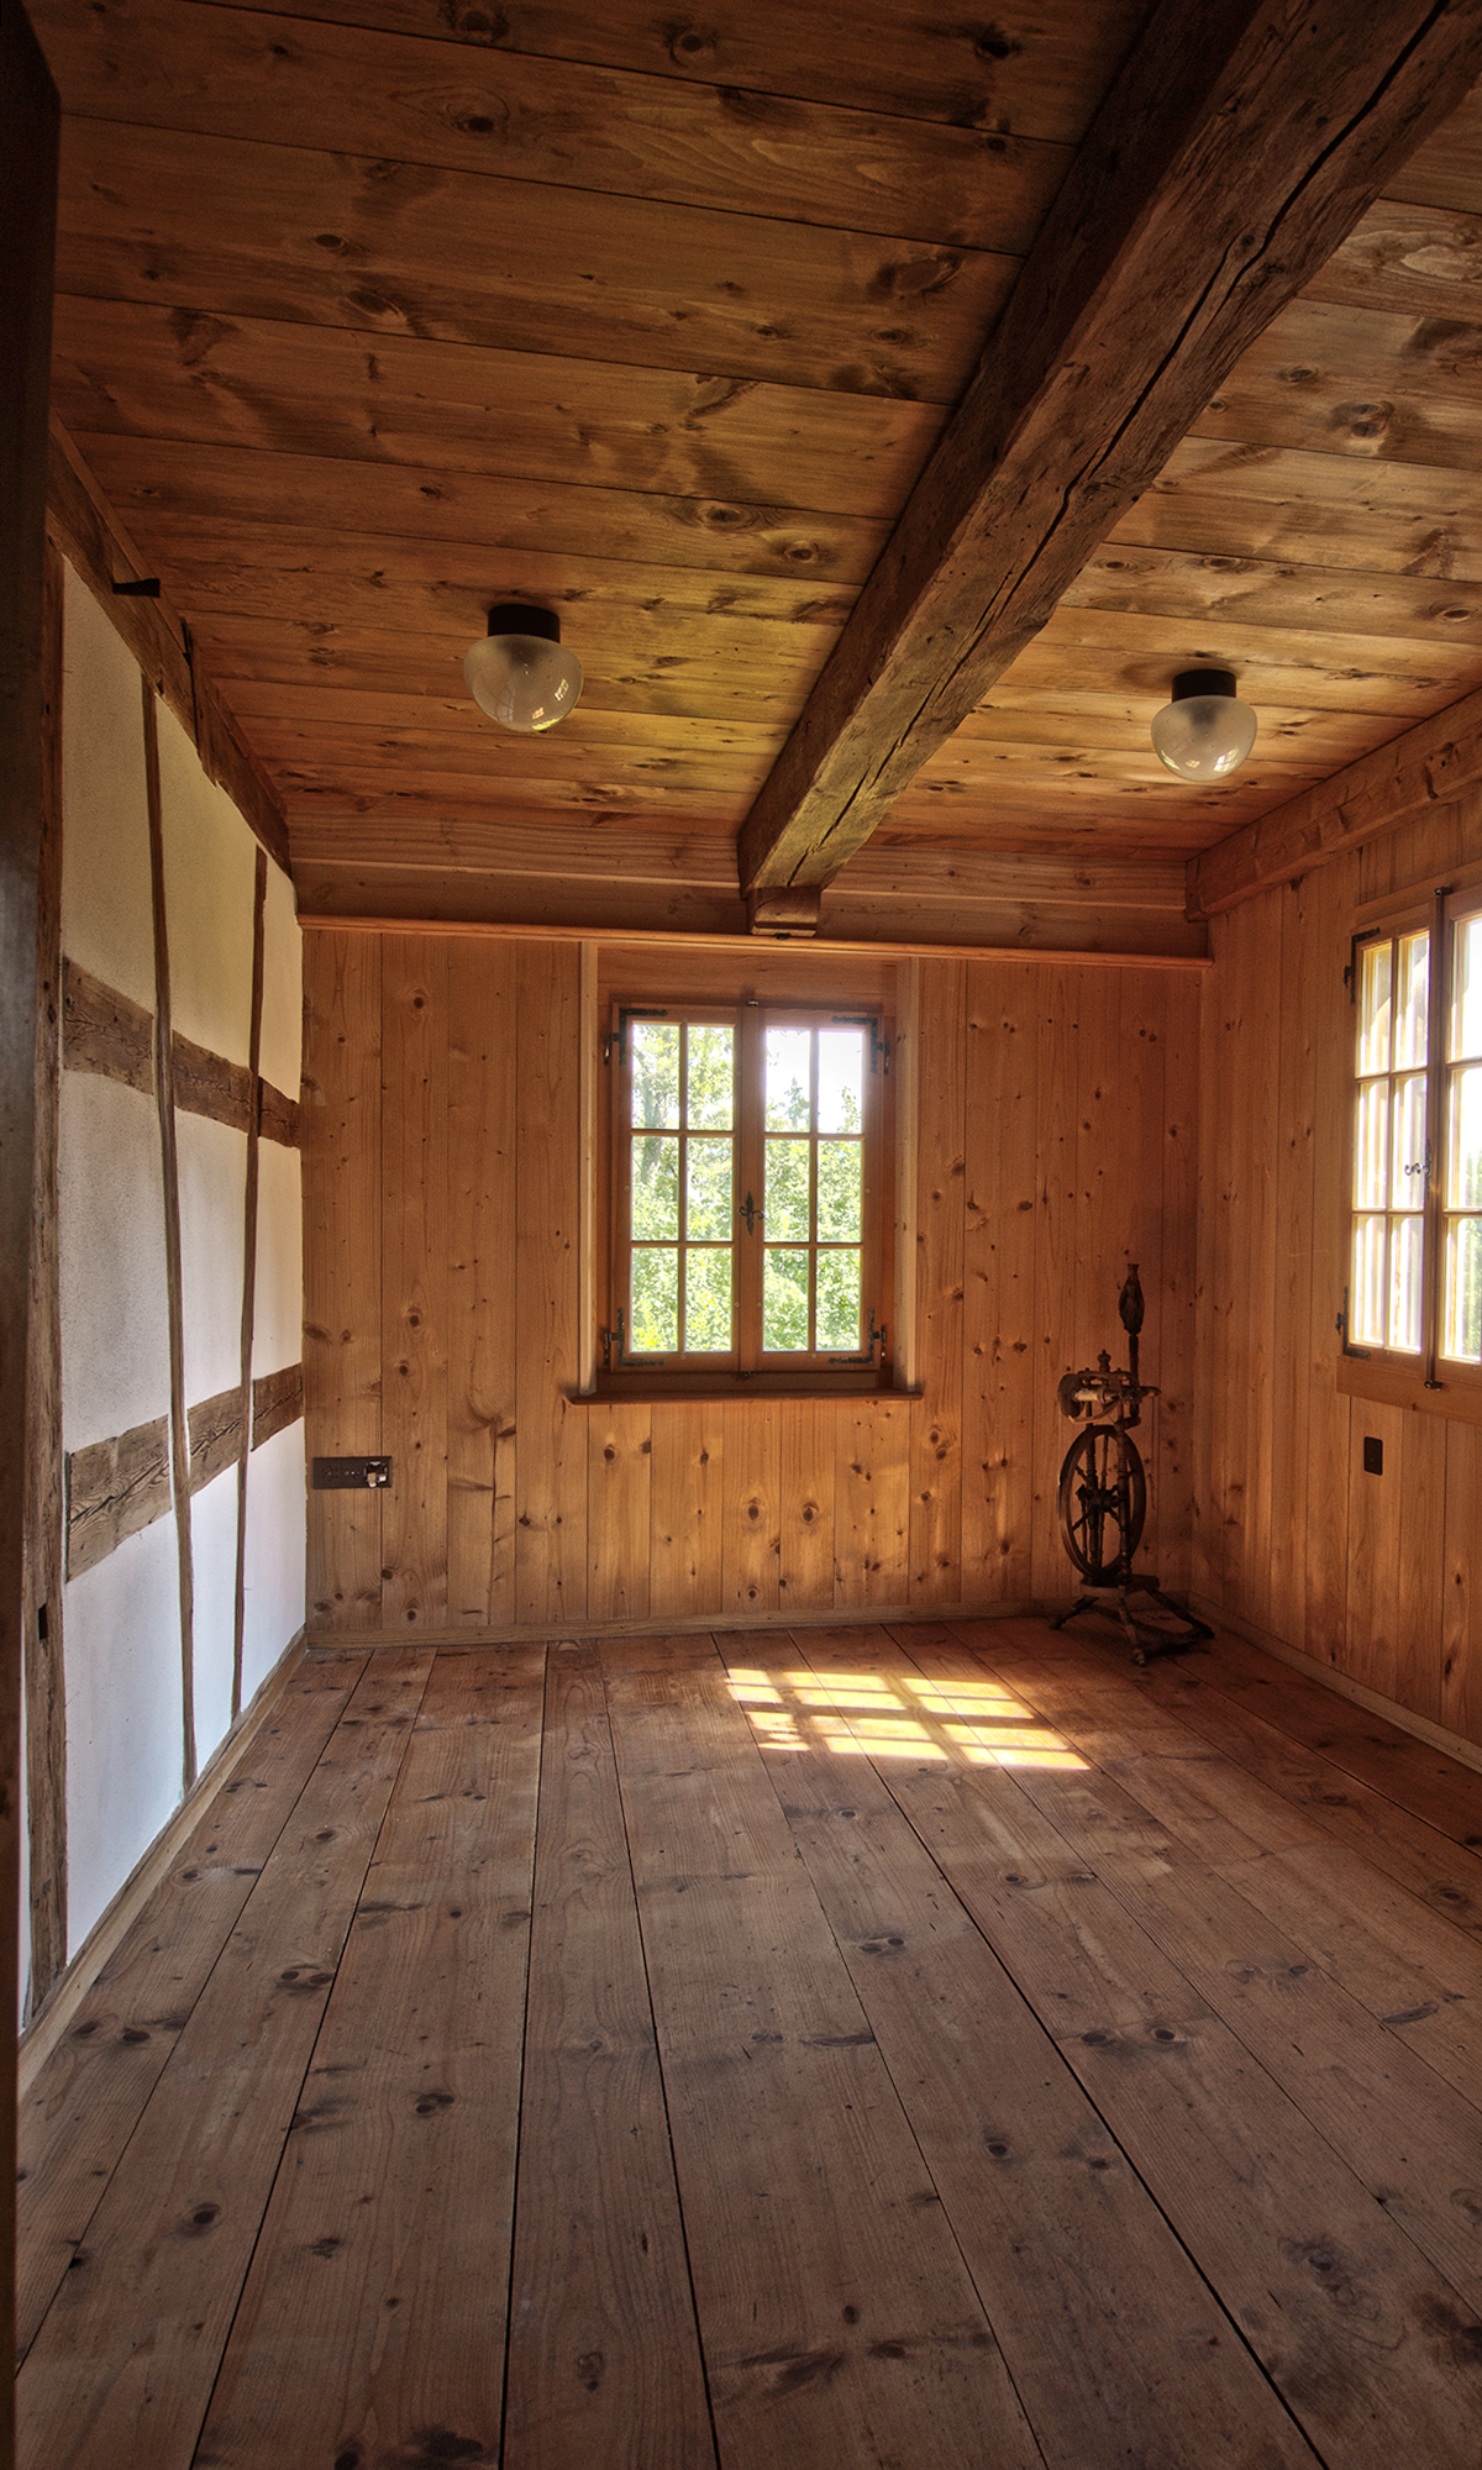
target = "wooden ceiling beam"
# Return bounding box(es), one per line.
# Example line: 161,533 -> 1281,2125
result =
737,0 -> 1482,902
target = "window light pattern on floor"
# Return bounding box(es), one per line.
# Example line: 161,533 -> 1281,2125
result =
726,1665 -> 1087,1769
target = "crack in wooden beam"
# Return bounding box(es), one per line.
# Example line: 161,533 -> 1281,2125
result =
738,0 -> 1482,898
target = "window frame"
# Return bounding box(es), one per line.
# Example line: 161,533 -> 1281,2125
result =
596,995 -> 897,1399
1339,878 -> 1482,1423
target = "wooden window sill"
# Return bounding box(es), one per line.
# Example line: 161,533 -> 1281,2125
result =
1336,1351 -> 1482,1426
570,1379 -> 922,1405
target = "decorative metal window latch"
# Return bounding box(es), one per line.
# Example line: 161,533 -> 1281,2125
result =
738,1190 -> 758,1234
828,1308 -> 886,1366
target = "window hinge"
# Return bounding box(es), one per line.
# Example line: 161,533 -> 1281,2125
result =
828,1308 -> 886,1367
833,1014 -> 890,1072
603,1007 -> 667,1067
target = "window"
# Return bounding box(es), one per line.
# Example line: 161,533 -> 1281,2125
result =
599,1001 -> 894,1391
1345,890 -> 1482,1402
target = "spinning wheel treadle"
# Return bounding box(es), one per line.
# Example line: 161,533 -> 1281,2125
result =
1049,1264 -> 1211,1663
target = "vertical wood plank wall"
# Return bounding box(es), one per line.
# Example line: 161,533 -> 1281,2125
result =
1194,801 -> 1482,1747
305,933 -> 1200,1636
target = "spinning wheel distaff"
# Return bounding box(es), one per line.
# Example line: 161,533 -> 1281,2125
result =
1050,1265 -> 1211,1662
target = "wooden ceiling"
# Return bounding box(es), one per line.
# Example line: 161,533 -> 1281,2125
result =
31,0 -> 1482,951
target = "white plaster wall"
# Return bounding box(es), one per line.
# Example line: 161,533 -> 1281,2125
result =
157,699 -> 255,1066
254,1137 -> 303,1377
242,1422 -> 305,1704
60,562 -> 154,1013
191,1467 -> 240,1774
177,1111 -> 247,1407
58,1073 -> 170,1452
64,1518 -> 184,1954
260,860 -> 302,1103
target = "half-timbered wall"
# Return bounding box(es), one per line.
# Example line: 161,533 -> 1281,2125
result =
305,930 -> 1199,1637
1194,801 -> 1482,1749
29,558 -> 306,1999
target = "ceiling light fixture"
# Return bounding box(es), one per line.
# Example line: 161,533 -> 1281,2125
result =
1150,667 -> 1257,781
464,603 -> 583,734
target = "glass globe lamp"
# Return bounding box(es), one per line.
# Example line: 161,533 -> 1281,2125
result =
1150,668 -> 1257,780
464,604 -> 583,734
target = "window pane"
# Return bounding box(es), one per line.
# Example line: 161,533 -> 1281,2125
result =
817,1028 -> 864,1133
816,1249 -> 861,1350
1390,1073 -> 1429,1209
684,1248 -> 732,1352
1351,1215 -> 1387,1345
1442,1218 -> 1482,1362
1449,1063 -> 1482,1210
631,1022 -> 681,1127
817,1139 -> 862,1240
1354,1079 -> 1390,1209
1388,1213 -> 1424,1353
1394,932 -> 1429,1070
686,1137 -> 733,1239
686,1024 -> 734,1129
763,1248 -> 810,1350
766,1138 -> 812,1241
766,1027 -> 812,1131
631,1248 -> 678,1352
631,1134 -> 679,1240
1357,941 -> 1393,1077
1453,915 -> 1482,1064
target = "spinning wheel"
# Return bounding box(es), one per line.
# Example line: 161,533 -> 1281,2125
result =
1057,1425 -> 1146,1585
1049,1263 -> 1210,1662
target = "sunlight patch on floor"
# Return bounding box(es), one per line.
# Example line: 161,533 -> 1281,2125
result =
725,1663 -> 1087,1770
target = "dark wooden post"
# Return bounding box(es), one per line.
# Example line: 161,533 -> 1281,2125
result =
0,0 -> 59,2429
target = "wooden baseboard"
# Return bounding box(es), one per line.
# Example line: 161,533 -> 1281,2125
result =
1189,1592 -> 1482,1781
18,1628 -> 309,2090
304,1600 -> 1051,1654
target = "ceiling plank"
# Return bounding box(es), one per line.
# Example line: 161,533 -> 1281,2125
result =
1189,676 -> 1482,916
32,0 -> 1068,256
736,0 -> 1482,902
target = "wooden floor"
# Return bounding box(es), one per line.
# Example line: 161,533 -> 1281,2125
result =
17,1617 -> 1482,2469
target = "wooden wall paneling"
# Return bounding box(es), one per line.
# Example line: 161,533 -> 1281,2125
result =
1191,956 -> 1222,1603
1301,857 -> 1357,1665
832,1398 -> 909,1611
1030,968 -> 1080,1606
142,679 -> 196,1789
1265,879 -> 1318,1652
380,933 -> 450,1629
1156,970 -> 1199,1593
720,1401 -> 781,1619
303,931 -> 383,1629
587,1404 -> 653,1625
514,940 -> 586,1627
1441,1424 -> 1482,1743
446,938 -> 517,1626
960,962 -> 1038,1604
648,1402 -> 724,1622
230,850 -> 267,1720
1239,896 -> 1281,1640
24,537 -> 66,2016
1395,1413 -> 1447,1724
908,959 -> 965,1603
1344,1402 -> 1406,1704
1112,969 -> 1169,1576
778,1399 -> 836,1616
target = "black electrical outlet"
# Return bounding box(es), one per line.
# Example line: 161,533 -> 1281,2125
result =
1362,1435 -> 1383,1475
313,1456 -> 392,1490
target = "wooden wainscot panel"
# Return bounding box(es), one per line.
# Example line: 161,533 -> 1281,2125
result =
252,1362 -> 304,1450
61,955 -> 153,1093
66,1415 -> 172,1578
188,1383 -> 245,1494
